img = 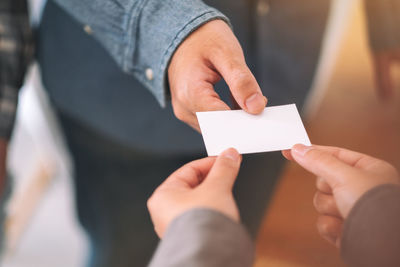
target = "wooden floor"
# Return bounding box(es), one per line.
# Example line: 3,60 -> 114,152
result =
255,4 -> 400,267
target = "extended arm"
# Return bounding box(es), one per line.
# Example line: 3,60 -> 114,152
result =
341,184 -> 400,267
149,209 -> 254,267
52,0 -> 228,106
51,0 -> 266,130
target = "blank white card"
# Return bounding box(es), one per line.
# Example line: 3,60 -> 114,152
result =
196,104 -> 311,156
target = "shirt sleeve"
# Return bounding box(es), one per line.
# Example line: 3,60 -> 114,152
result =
341,184 -> 400,267
52,0 -> 230,107
364,0 -> 400,52
0,0 -> 33,139
149,208 -> 254,267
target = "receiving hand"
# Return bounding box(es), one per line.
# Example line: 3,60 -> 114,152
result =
283,144 -> 400,247
147,148 -> 242,238
373,47 -> 400,99
168,20 -> 267,131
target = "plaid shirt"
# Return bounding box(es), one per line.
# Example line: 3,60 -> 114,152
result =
0,0 -> 33,140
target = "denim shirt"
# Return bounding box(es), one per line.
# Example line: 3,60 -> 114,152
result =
2,0 -> 400,148
50,0 -> 400,108
52,0 -> 230,107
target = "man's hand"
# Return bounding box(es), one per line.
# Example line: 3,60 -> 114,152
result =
168,20 -> 267,131
283,144 -> 400,247
373,47 -> 400,99
147,148 -> 242,238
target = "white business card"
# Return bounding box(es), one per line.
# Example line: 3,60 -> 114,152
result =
197,104 -> 311,156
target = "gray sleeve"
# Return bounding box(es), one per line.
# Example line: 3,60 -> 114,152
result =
52,0 -> 229,107
341,184 -> 400,267
148,208 -> 254,267
364,0 -> 400,51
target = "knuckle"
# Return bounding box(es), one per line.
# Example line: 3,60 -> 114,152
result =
316,216 -> 332,235
147,190 -> 162,211
230,69 -> 254,89
172,105 -> 186,121
175,86 -> 188,100
309,150 -> 332,167
147,196 -> 155,211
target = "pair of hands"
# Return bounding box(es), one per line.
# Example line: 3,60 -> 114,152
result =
155,18 -> 400,242
148,144 -> 400,247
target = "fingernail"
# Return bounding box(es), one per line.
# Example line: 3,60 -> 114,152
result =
221,148 -> 240,162
245,93 -> 265,113
292,144 -> 313,157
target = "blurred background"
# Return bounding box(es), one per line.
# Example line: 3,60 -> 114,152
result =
1,0 -> 400,266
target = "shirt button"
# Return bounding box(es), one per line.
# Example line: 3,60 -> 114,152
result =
84,25 -> 93,35
145,68 -> 154,81
257,0 -> 270,17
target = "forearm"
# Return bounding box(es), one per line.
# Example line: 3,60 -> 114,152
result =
149,208 -> 254,267
52,0 -> 229,107
364,0 -> 400,52
341,184 -> 400,267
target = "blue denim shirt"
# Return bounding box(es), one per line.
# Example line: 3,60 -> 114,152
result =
2,0 -> 400,144
35,0 -> 400,155
37,0 -> 330,155
52,0 -> 230,107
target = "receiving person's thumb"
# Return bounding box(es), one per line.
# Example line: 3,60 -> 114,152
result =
291,144 -> 355,189
202,148 -> 242,191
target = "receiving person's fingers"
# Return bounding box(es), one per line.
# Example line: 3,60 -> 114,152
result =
159,157 -> 216,189
308,145 -> 380,169
202,148 -> 242,191
287,144 -> 374,169
313,191 -> 341,218
316,215 -> 343,248
316,177 -> 333,194
291,144 -> 357,188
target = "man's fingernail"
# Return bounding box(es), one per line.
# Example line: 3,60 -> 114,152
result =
292,144 -> 313,157
263,96 -> 268,105
221,148 -> 240,162
245,93 -> 265,113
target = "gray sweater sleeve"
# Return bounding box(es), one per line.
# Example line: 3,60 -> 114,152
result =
364,0 -> 400,51
341,184 -> 400,267
148,208 -> 254,267
52,0 -> 229,107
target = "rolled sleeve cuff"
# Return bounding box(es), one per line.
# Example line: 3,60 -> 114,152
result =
157,11 -> 229,106
125,0 -> 231,107
52,0 -> 230,107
